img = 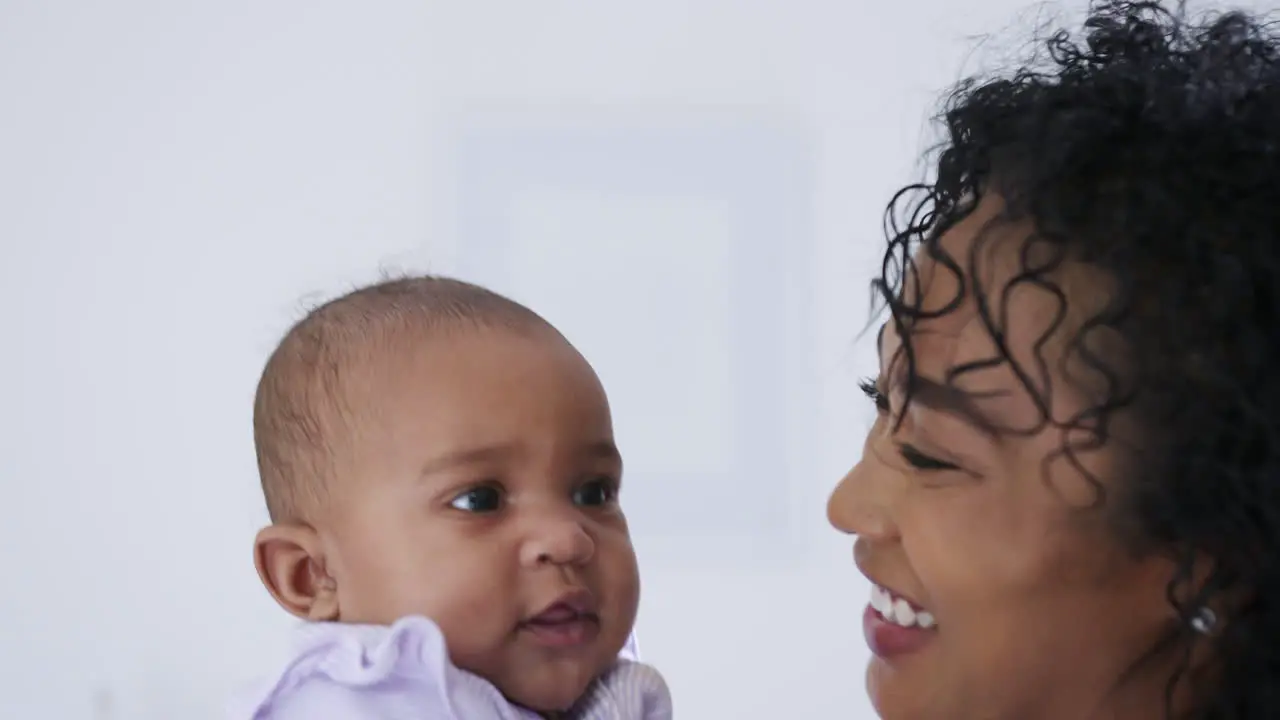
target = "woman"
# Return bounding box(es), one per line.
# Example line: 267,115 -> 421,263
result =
825,2 -> 1280,718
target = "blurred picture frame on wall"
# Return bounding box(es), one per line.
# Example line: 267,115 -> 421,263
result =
450,109 -> 815,569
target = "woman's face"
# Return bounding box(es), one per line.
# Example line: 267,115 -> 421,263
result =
828,196 -> 1184,719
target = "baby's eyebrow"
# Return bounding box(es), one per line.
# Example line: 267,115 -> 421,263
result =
419,443 -> 516,478
417,440 -> 623,479
583,440 -> 622,464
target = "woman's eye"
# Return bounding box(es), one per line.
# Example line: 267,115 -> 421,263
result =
449,485 -> 503,513
572,478 -> 618,507
859,378 -> 890,413
898,443 -> 960,472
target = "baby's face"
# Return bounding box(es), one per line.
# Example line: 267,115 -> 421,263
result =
320,328 -> 640,712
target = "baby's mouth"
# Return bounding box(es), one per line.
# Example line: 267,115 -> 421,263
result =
521,603 -> 600,647
521,590 -> 601,648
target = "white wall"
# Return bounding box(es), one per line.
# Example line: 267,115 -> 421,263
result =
0,0 -> 1064,717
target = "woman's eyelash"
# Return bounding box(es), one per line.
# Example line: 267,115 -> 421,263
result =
858,378 -> 962,472
898,443 -> 960,471
859,377 -> 890,412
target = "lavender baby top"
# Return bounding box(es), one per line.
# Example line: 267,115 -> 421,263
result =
228,616 -> 672,720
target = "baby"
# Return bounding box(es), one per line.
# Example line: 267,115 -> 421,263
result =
230,276 -> 672,719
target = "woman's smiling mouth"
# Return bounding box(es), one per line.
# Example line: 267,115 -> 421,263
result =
864,584 -> 938,659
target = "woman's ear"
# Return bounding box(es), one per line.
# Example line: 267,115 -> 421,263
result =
253,524 -> 340,621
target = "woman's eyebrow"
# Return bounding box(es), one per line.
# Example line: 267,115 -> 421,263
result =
876,322 -> 1013,438
903,375 -> 1010,438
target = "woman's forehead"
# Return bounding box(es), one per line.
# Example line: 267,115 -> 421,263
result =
891,196 -> 1107,359
879,197 -> 1120,428
878,307 -> 1005,392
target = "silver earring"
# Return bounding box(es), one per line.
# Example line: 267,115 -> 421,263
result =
1190,606 -> 1217,635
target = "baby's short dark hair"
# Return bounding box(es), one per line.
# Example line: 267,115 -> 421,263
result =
253,275 -> 550,523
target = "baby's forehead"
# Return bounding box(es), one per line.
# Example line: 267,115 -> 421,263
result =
336,327 -> 608,455
353,323 -> 577,399
256,276 -> 570,523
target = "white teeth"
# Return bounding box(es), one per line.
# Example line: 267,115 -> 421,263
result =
871,585 -> 892,615
893,599 -> 916,626
870,585 -> 936,630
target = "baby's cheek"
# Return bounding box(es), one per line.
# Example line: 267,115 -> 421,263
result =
597,539 -> 641,641
335,565 -> 410,623
334,540 -> 438,623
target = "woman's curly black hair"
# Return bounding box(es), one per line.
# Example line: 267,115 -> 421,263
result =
876,1 -> 1280,717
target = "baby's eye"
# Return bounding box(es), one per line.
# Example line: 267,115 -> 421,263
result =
449,485 -> 503,513
572,478 -> 618,507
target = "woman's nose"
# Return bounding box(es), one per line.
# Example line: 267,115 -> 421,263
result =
827,453 -> 898,540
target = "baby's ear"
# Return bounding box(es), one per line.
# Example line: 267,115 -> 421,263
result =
253,524 -> 339,621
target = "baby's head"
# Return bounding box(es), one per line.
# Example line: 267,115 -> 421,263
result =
251,276 -> 640,712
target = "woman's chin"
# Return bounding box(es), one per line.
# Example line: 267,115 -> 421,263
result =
866,656 -> 934,720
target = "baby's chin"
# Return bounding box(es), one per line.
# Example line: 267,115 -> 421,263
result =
504,681 -> 591,715
497,657 -> 611,714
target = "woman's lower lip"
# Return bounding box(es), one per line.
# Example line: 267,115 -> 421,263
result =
862,604 -> 936,659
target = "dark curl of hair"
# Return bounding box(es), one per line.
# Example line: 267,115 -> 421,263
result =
876,1 -> 1280,717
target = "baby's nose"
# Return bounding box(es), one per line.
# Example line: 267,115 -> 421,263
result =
519,512 -> 596,567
